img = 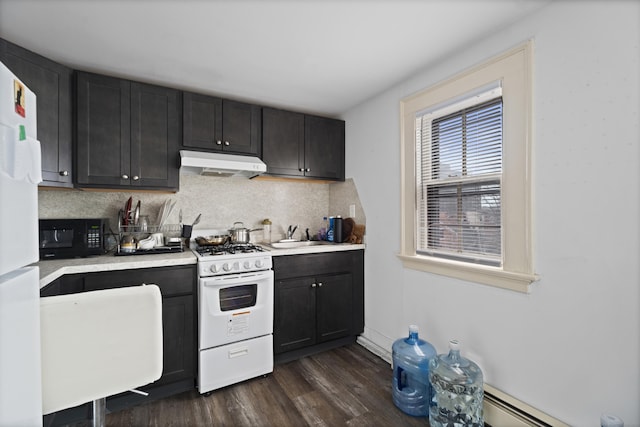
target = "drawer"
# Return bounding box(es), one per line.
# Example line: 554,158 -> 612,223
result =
83,265 -> 195,297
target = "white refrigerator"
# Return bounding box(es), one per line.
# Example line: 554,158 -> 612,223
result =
0,60 -> 43,426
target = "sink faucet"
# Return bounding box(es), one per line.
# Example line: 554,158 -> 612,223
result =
286,225 -> 298,240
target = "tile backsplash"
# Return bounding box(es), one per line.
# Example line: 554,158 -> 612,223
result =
38,175 -> 365,243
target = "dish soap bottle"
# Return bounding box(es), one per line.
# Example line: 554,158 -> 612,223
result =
262,219 -> 272,243
429,340 -> 484,427
392,325 -> 436,416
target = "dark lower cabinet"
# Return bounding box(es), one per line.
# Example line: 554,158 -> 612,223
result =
0,37 -> 73,188
40,265 -> 196,427
273,250 -> 363,362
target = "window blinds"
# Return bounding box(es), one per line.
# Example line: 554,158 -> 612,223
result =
416,92 -> 503,266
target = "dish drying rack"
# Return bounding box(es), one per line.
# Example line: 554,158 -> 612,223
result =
116,223 -> 185,256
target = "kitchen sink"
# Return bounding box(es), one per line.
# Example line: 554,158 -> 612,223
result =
266,240 -> 332,249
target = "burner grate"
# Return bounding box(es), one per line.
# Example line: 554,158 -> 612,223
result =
195,242 -> 265,257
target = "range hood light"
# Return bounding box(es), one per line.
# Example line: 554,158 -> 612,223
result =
180,150 -> 267,178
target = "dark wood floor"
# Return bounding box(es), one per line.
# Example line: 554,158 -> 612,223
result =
98,344 -> 426,427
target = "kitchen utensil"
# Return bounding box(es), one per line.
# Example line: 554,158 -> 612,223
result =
181,225 -> 193,239
229,222 -> 262,244
157,199 -> 176,229
123,197 -> 133,226
138,215 -> 149,232
192,214 -> 201,226
150,233 -> 164,247
195,234 -> 229,246
166,237 -> 182,246
120,234 -> 137,253
133,200 -> 141,226
179,209 -> 183,226
137,236 -> 155,250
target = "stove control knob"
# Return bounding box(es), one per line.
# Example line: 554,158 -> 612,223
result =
210,264 -> 219,273
233,262 -> 240,271
255,259 -> 264,268
243,261 -> 252,269
223,262 -> 231,272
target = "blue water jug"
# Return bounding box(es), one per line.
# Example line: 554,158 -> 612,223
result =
392,325 -> 437,416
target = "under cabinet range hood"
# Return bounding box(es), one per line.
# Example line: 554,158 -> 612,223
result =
179,150 -> 267,178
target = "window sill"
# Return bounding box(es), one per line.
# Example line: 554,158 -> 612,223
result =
397,253 -> 538,293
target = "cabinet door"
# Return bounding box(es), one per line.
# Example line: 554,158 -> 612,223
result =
262,107 -> 304,177
183,91 -> 222,151
274,276 -> 316,354
316,273 -> 353,343
304,115 -> 345,181
130,82 -> 180,190
0,38 -> 73,187
153,294 -> 195,385
76,72 -> 131,187
222,99 -> 261,155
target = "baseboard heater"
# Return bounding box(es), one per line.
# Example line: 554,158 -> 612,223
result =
356,336 -> 570,427
483,384 -> 569,427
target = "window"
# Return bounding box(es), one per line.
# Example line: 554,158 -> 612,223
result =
399,42 -> 537,292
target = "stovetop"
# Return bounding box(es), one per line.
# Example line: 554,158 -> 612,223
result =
191,237 -> 272,276
194,242 -> 266,258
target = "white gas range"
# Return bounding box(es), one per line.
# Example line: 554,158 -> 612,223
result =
191,233 -> 274,394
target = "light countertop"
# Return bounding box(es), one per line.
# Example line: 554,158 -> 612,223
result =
34,251 -> 198,289
35,243 -> 365,289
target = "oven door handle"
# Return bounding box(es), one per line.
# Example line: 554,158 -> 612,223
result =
203,271 -> 273,287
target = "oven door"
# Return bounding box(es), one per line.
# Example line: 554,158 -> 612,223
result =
199,269 -> 274,350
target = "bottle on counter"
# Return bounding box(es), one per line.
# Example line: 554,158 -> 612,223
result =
392,325 -> 436,417
429,340 -> 484,427
318,216 -> 328,240
262,218 -> 272,243
334,215 -> 343,243
327,216 -> 335,242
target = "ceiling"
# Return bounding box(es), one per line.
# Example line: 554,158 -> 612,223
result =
0,0 -> 548,117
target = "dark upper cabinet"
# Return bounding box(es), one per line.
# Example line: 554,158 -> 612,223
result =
76,71 -> 180,191
304,114 -> 345,181
262,107 -> 345,181
262,107 -> 305,177
183,92 -> 261,156
0,38 -> 73,187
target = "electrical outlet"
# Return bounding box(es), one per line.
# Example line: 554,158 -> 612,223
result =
349,204 -> 356,218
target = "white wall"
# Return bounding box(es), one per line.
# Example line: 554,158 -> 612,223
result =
344,2 -> 639,425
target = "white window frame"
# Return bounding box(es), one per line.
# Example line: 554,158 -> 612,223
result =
399,41 -> 537,293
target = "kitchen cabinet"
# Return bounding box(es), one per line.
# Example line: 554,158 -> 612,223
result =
273,250 -> 363,362
304,114 -> 345,181
262,107 -> 345,181
183,92 -> 261,156
40,265 -> 196,427
0,38 -> 73,188
76,71 -> 180,191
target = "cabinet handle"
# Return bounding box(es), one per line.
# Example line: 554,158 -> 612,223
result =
318,282 -> 323,287
122,174 -> 129,180
311,283 -> 316,288
216,140 -> 222,145
132,175 -> 140,181
305,168 -> 311,172
299,168 -> 304,172
224,141 -> 230,146
59,170 -> 69,177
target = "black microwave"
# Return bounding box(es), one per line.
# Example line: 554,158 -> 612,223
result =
39,218 -> 108,259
